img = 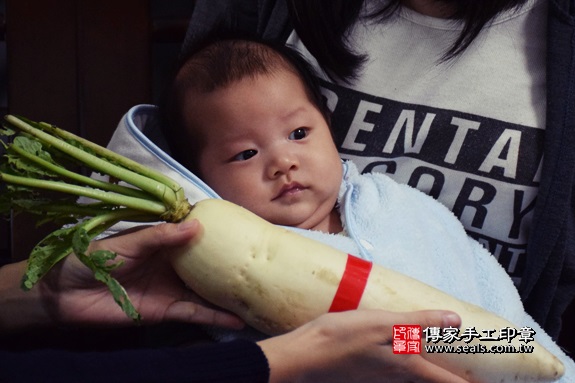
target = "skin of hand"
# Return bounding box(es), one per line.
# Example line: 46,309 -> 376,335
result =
0,220 -> 244,332
259,309 -> 470,383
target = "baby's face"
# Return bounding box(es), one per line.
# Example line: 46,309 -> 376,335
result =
188,70 -> 342,232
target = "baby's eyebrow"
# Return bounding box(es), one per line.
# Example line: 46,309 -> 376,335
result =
280,106 -> 307,122
218,130 -> 250,145
218,136 -> 254,155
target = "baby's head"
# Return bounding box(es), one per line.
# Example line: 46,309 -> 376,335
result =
163,38 -> 343,233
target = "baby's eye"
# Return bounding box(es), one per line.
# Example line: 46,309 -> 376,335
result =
233,149 -> 258,161
289,128 -> 308,140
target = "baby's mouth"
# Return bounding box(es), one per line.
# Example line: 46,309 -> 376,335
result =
273,182 -> 306,200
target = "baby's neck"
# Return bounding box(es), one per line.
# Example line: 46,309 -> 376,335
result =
312,209 -> 344,234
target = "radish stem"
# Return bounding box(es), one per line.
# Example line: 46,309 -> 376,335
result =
1,114 -> 194,320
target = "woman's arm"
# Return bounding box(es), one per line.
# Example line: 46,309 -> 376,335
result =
0,260 -> 49,331
0,340 -> 270,383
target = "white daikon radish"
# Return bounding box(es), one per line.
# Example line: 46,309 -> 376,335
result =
172,198 -> 565,383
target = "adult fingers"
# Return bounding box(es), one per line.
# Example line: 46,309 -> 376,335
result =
393,309 -> 461,332
90,220 -> 201,258
164,299 -> 245,329
318,309 -> 461,341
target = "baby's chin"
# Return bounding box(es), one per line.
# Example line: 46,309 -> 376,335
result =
263,212 -> 317,230
281,216 -> 332,234
262,204 -> 338,233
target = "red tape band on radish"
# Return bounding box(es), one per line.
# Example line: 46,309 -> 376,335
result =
329,254 -> 373,312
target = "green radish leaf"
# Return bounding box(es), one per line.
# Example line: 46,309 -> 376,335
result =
14,136 -> 55,163
72,228 -> 140,321
5,136 -> 71,180
21,225 -> 78,290
0,125 -> 15,136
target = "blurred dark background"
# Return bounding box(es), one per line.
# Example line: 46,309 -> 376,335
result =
0,0 -> 194,265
